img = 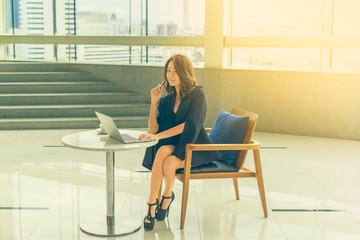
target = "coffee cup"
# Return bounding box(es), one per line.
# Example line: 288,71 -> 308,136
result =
99,123 -> 106,132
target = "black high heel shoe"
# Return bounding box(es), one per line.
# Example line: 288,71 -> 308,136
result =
155,191 -> 175,221
144,199 -> 158,231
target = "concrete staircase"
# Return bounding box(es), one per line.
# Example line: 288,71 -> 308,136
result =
0,71 -> 149,129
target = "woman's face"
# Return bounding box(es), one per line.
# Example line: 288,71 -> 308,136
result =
166,61 -> 181,88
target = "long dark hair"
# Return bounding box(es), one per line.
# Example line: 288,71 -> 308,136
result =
163,54 -> 197,99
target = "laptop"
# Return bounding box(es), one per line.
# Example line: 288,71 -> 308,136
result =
95,111 -> 147,143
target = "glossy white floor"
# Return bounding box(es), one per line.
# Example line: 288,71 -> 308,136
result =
0,129 -> 360,240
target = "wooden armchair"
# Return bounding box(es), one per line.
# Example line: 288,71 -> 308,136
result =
174,109 -> 267,229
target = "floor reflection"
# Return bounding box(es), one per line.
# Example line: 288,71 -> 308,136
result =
143,220 -> 176,240
2,130 -> 360,239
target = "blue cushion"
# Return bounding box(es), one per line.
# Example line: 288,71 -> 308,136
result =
209,109 -> 249,165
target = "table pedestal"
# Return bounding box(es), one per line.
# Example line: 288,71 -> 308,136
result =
80,217 -> 140,237
79,151 -> 141,237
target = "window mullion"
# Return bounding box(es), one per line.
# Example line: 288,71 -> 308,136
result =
320,0 -> 334,71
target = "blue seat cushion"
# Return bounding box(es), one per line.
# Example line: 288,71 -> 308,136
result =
176,160 -> 238,174
209,109 -> 249,165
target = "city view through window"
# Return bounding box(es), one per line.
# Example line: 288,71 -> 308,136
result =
232,0 -> 360,73
3,0 -> 360,73
4,0 -> 204,65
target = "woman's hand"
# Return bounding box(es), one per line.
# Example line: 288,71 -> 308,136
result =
139,132 -> 160,141
150,84 -> 163,102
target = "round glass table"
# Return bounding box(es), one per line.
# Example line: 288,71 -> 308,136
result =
62,129 -> 157,237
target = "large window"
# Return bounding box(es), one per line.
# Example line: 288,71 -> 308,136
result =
148,0 -> 204,36
4,0 -> 55,60
2,0 -> 360,73
75,0 -> 129,36
231,0 -> 326,71
231,0 -> 360,73
3,0 -> 205,64
232,0 -> 324,37
333,0 -> 360,36
330,0 -> 360,73
232,47 -> 322,71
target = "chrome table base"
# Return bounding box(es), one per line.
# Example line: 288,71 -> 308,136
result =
80,151 -> 141,237
80,217 -> 141,237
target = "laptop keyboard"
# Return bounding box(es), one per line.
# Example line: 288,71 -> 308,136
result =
121,133 -> 143,143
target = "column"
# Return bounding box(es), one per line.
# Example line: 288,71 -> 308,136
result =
204,0 -> 232,68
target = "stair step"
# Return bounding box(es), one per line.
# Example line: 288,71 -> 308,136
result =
0,72 -> 94,82
0,116 -> 149,130
0,92 -> 143,105
0,104 -> 150,118
0,82 -> 118,93
0,69 -> 147,130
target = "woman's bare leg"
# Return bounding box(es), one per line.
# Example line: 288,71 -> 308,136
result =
145,145 -> 175,223
161,155 -> 185,209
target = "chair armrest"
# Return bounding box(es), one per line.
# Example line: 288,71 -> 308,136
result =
186,140 -> 260,151
181,140 -> 260,175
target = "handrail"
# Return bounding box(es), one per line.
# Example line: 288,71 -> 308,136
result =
224,36 -> 360,48
2,35 -> 360,49
0,35 -> 205,47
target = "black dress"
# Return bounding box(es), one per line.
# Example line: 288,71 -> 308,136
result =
142,86 -> 221,170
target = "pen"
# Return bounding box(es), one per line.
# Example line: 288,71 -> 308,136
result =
161,79 -> 165,87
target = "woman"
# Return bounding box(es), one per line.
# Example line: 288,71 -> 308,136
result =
139,54 -> 220,231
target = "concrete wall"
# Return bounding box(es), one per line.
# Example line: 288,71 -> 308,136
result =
2,62 -> 359,140
202,69 -> 360,141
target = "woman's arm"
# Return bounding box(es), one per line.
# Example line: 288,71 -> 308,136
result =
148,84 -> 163,133
148,100 -> 159,134
139,122 -> 185,141
156,123 -> 185,139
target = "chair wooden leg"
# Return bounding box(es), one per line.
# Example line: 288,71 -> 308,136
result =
158,180 -> 162,202
253,149 -> 268,217
180,177 -> 190,229
232,178 -> 240,200
180,146 -> 193,229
